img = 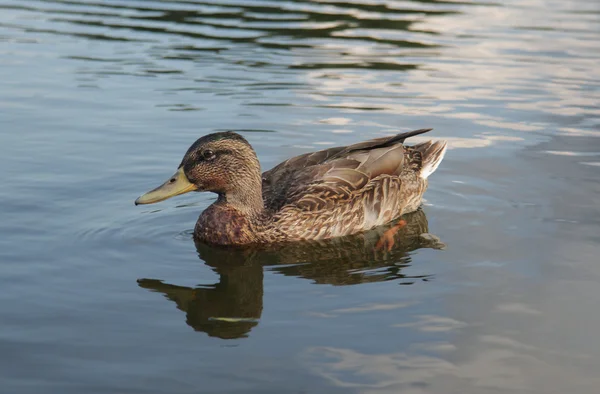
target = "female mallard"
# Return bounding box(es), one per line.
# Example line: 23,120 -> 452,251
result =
135,129 -> 447,246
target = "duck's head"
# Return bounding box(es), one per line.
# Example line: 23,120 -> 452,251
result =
135,132 -> 262,207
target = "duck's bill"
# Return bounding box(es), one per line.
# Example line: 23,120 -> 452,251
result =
135,167 -> 197,205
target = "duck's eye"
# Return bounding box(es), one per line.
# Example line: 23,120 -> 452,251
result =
202,150 -> 216,161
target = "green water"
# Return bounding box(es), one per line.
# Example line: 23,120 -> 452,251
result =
1,0 -> 599,393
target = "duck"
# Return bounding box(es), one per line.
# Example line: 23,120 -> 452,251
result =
135,128 -> 447,246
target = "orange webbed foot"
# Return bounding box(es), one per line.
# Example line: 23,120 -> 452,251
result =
375,220 -> 407,252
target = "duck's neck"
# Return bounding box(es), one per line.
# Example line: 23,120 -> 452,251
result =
216,174 -> 264,219
216,191 -> 263,218
195,180 -> 265,245
195,161 -> 266,245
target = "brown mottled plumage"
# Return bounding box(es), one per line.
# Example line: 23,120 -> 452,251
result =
135,129 -> 447,245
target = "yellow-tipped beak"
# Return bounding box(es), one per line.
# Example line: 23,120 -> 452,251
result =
135,167 -> 198,205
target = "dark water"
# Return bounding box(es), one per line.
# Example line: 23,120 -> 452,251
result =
1,0 -> 600,393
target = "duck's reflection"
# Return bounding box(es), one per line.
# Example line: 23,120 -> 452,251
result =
138,209 -> 444,339
137,262 -> 263,340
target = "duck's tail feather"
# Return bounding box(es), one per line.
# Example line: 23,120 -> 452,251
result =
414,140 -> 448,179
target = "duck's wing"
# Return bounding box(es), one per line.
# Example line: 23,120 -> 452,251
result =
261,146 -> 347,211
262,128 -> 442,212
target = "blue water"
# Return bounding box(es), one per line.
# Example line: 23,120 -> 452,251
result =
1,0 -> 599,393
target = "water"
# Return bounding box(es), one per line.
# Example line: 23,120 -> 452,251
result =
1,0 -> 599,392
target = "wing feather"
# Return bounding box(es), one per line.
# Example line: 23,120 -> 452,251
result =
262,129 -> 435,213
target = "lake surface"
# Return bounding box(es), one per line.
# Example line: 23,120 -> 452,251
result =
1,0 -> 599,393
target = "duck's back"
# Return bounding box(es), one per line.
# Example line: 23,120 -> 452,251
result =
259,129 -> 447,242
